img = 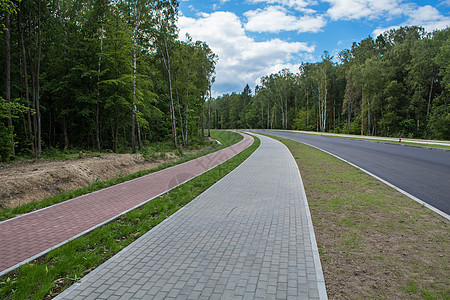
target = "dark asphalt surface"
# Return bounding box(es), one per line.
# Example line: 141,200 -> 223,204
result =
255,130 -> 450,215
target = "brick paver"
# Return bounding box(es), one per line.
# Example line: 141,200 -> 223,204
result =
0,133 -> 253,276
57,133 -> 327,299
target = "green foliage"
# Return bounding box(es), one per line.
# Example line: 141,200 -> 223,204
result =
0,124 -> 12,162
427,96 -> 450,140
0,98 -> 29,162
293,109 -> 308,130
0,0 -> 217,160
434,36 -> 450,92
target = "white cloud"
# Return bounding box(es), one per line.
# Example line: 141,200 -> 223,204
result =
247,0 -> 317,12
178,11 -> 314,95
324,0 -> 406,21
244,6 -> 326,33
408,5 -> 447,24
372,5 -> 450,37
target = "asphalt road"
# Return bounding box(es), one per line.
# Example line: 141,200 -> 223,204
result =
255,130 -> 450,215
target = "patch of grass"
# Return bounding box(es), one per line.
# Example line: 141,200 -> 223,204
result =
0,130 -> 243,221
264,133 -> 449,300
0,133 -> 260,299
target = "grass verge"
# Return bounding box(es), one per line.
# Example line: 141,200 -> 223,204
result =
0,132 -> 259,299
0,130 -> 242,221
266,134 -> 449,299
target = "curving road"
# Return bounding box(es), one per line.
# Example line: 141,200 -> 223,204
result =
255,130 -> 450,215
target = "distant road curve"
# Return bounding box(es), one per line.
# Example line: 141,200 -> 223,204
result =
255,130 -> 450,216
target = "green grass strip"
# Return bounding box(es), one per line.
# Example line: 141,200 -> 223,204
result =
0,130 -> 243,221
0,133 -> 259,300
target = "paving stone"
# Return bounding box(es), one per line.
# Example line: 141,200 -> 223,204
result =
55,133 -> 327,299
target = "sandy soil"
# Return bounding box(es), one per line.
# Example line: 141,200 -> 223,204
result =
0,153 -> 168,209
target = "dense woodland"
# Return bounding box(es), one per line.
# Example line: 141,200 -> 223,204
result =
0,0 -> 217,162
212,27 -> 450,140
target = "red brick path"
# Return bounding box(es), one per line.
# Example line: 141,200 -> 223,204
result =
0,133 -> 253,276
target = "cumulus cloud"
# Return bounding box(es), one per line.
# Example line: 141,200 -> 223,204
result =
372,5 -> 450,37
244,6 -> 326,33
178,11 -> 314,95
324,0 -> 406,20
247,0 -> 317,12
408,5 -> 449,25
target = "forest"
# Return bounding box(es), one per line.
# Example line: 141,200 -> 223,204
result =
212,26 -> 450,141
0,0 -> 217,162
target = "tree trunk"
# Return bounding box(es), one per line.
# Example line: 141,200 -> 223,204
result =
361,87 -> 364,136
367,98 -> 370,136
185,94 -> 189,146
184,68 -> 190,146
333,97 -> 336,130
18,6 -> 34,153
58,0 -> 70,149
285,94 -> 288,129
175,87 -> 186,146
37,0 -> 42,156
5,11 -> 14,156
347,100 -> 351,134
63,115 -> 69,148
306,87 -> 309,127
201,93 -> 205,139
113,101 -> 118,153
30,0 -> 42,157
137,117 -> 142,150
208,85 -> 211,137
323,74 -> 327,131
131,22 -> 138,153
427,77 -> 434,118
96,14 -> 105,151
161,36 -> 177,148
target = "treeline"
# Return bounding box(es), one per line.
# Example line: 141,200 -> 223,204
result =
0,0 -> 217,162
212,26 -> 450,140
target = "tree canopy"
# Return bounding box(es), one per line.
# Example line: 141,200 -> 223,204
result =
0,0 -> 217,161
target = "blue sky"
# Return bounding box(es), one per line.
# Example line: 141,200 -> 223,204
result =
177,0 -> 450,96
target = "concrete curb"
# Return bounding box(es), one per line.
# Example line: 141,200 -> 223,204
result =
268,134 -> 328,300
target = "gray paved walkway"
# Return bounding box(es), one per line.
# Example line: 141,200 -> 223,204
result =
57,134 -> 327,300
